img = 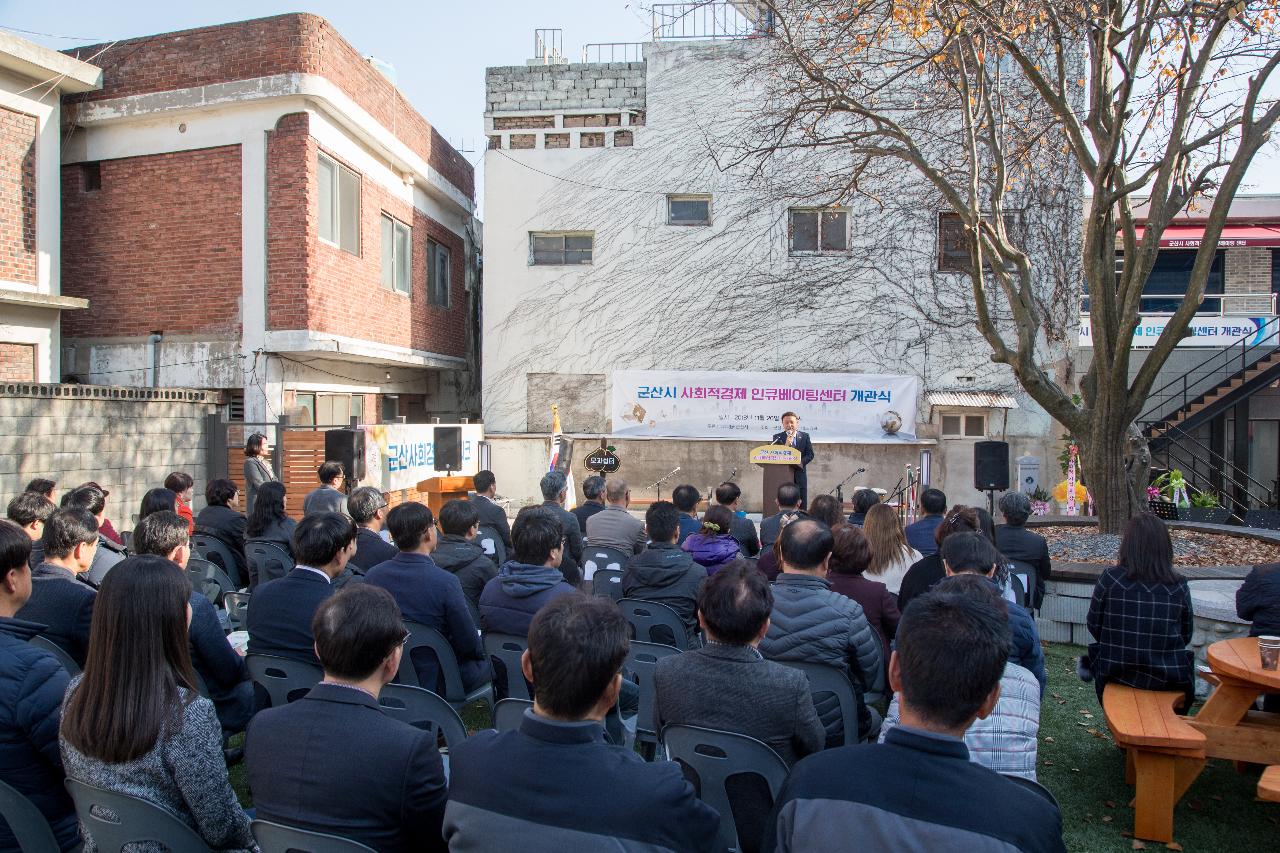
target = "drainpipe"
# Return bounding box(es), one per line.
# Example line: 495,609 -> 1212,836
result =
148,331 -> 163,388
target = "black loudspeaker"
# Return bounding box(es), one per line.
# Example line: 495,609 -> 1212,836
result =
434,427 -> 463,472
325,429 -> 366,482
974,441 -> 1010,491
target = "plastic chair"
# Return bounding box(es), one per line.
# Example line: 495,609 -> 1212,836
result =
246,654 -> 322,708
186,557 -> 237,607
493,698 -> 533,732
626,640 -> 682,758
222,592 -> 250,632
251,819 -> 376,853
28,635 -> 81,677
476,525 -> 507,565
377,684 -> 468,752
399,622 -> 495,713
245,539 -> 295,589
581,546 -> 630,582
591,569 -> 625,602
777,660 -> 865,745
483,632 -> 531,701
65,778 -> 212,853
663,724 -> 790,853
618,598 -> 690,650
190,534 -> 243,586
0,778 -> 62,853
1002,773 -> 1061,807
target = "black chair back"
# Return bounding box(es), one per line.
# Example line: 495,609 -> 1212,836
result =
246,654 -> 322,708
482,632 -> 531,701
186,557 -> 236,607
475,525 -> 507,565
28,635 -> 80,677
251,819 -> 376,852
625,640 -> 682,753
618,598 -> 689,650
581,546 -> 629,582
245,539 -> 295,589
777,660 -> 864,745
399,622 -> 495,712
65,778 -> 213,853
190,534 -> 243,586
377,684 -> 468,753
222,591 -> 251,632
0,778 -> 61,853
493,698 -> 533,732
590,569 -> 624,602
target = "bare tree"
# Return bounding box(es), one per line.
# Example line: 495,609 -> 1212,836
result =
736,0 -> 1280,531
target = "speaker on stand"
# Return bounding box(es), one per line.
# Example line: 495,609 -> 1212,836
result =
974,440 -> 1010,516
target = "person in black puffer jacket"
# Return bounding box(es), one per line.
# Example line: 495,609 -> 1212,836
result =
0,522 -> 79,852
1237,562 -> 1280,712
434,500 -> 498,624
622,502 -> 706,646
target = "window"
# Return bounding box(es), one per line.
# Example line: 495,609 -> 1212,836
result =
351,393 -> 365,424
940,413 -> 987,438
530,232 -> 593,265
317,394 -> 351,427
317,153 -> 360,255
81,162 -> 101,192
225,389 -> 245,422
1084,250 -> 1227,314
668,195 -> 711,226
295,392 -> 316,426
381,214 -> 411,295
789,208 -> 849,253
937,212 -> 1016,273
429,240 -> 451,307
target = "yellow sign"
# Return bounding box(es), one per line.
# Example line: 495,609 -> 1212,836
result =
749,445 -> 801,465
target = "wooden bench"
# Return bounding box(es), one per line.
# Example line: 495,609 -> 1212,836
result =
1102,684 -> 1207,843
1260,766 -> 1280,803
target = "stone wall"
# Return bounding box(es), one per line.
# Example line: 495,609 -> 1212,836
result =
0,383 -> 220,531
485,62 -> 646,113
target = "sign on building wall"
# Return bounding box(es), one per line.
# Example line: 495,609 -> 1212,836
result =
611,370 -> 919,442
362,423 -> 486,492
1079,316 -> 1277,348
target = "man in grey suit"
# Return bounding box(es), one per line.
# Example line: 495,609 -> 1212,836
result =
584,478 -> 646,555
303,461 -> 349,517
539,470 -> 583,585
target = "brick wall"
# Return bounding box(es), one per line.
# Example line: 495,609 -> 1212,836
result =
0,343 -> 35,381
486,62 -> 646,113
60,146 -> 243,338
1224,247 -> 1274,314
266,112 -> 467,358
0,107 -> 37,285
64,13 -> 474,201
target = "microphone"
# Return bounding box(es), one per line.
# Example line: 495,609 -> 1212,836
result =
770,435 -> 783,446
855,467 -> 866,474
728,467 -> 737,481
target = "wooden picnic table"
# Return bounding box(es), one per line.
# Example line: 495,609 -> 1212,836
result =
1188,637 -> 1280,767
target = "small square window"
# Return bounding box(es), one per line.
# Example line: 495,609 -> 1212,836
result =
964,415 -> 987,437
668,195 -> 711,226
941,414 -> 963,437
937,212 -> 1016,274
530,232 -> 593,265
789,208 -> 849,254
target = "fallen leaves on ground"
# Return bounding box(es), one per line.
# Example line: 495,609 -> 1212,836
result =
1041,527 -> 1280,566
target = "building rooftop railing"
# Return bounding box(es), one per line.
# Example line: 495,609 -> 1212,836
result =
582,42 -> 646,63
650,2 -> 771,41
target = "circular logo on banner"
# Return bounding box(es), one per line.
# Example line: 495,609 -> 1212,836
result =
585,448 -> 621,473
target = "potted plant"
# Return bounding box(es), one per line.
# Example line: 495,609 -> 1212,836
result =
1029,487 -> 1052,517
1182,490 -> 1230,525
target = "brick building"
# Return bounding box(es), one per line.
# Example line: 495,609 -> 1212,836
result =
59,14 -> 479,425
0,32 -> 100,383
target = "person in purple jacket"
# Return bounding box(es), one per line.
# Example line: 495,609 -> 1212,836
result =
682,505 -> 742,575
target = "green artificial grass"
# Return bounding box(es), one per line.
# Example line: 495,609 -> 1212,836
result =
228,646 -> 1280,850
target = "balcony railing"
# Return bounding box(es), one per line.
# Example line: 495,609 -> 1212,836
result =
582,42 -> 645,63
651,2 -> 771,40
1078,292 -> 1278,317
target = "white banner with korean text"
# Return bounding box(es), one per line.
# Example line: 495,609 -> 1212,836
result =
611,370 -> 919,442
360,423 -> 486,492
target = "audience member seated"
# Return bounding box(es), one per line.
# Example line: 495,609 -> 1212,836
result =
682,505 -> 742,575
1081,512 -> 1194,707
760,483 -> 803,551
759,519 -> 884,746
904,487 -> 947,556
247,513 -> 356,666
246,481 -> 298,583
845,488 -> 880,527
432,499 -> 498,624
193,478 -> 249,584
243,431 -> 277,514
571,475 -> 607,534
24,478 -> 56,503
365,502 -> 490,695
60,556 -> 254,852
6,490 -> 54,569
862,503 -> 923,595
469,470 -> 511,553
995,491 -> 1051,610
896,505 -> 982,614
1237,560 -> 1280,712
303,461 -> 349,517
672,484 -> 703,545
940,532 -> 1047,694
61,484 -> 125,585
714,482 -> 761,558
16,508 -> 97,666
585,478 -> 647,555
78,482 -> 124,547
0,521 -> 78,853
445,595 -> 720,851
479,506 -> 578,637
138,487 -> 178,522
827,524 -> 900,660
538,471 -> 583,584
133,512 -> 255,734
880,575 -> 1042,780
759,493 -> 824,581
766,583 -> 1065,853
346,486 -> 397,573
806,494 -> 843,529
247,585 -> 448,853
622,501 -> 707,645
165,471 -> 196,534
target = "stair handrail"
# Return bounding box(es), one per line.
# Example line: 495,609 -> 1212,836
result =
1154,421 -> 1276,507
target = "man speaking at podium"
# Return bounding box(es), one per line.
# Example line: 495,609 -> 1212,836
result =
772,411 -> 815,508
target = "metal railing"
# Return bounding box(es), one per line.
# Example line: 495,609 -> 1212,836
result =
1152,422 -> 1275,516
651,2 -> 771,40
582,42 -> 646,63
533,29 -> 564,65
1079,292 -> 1277,317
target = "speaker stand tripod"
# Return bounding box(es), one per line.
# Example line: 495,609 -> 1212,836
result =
986,489 -> 997,517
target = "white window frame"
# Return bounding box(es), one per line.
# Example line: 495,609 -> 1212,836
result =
788,207 -> 850,255
428,240 -> 451,307
318,152 -> 361,255
939,411 -> 988,439
529,231 -> 594,266
667,194 -> 712,226
381,214 -> 412,295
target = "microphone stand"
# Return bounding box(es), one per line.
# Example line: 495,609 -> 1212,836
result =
649,466 -> 680,502
829,467 -> 866,507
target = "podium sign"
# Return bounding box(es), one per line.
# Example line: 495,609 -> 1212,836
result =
750,445 -> 801,465
751,445 -> 801,515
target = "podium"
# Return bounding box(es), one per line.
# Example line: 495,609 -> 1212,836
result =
750,445 -> 801,516
416,476 -> 472,514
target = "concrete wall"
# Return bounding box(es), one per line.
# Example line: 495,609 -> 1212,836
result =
0,383 -> 219,530
485,61 -> 645,113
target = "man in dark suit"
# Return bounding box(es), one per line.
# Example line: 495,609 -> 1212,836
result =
247,584 -> 447,853
6,491 -> 54,569
247,513 -> 357,667
570,475 -> 607,534
16,508 -> 97,666
346,486 -> 397,573
772,411 -> 815,508
714,482 -> 760,557
538,470 -> 583,585
905,487 -> 947,556
469,470 -> 512,554
760,483 -> 803,551
994,491 -> 1051,611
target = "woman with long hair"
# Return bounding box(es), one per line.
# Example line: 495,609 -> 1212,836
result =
138,487 -> 178,523
242,431 -> 277,513
896,505 -> 982,613
861,503 -> 922,596
681,504 -> 741,575
828,523 -> 900,658
1083,513 -> 1194,706
245,480 -> 296,557
59,555 -> 253,851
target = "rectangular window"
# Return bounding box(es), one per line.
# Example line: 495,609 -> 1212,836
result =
295,392 -> 316,426
668,195 -> 712,226
317,152 -> 360,255
941,413 -> 988,438
788,208 -> 849,254
938,212 -> 1015,273
351,393 -> 365,424
429,240 -> 451,306
530,232 -> 593,265
81,162 -> 101,192
381,214 -> 412,294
